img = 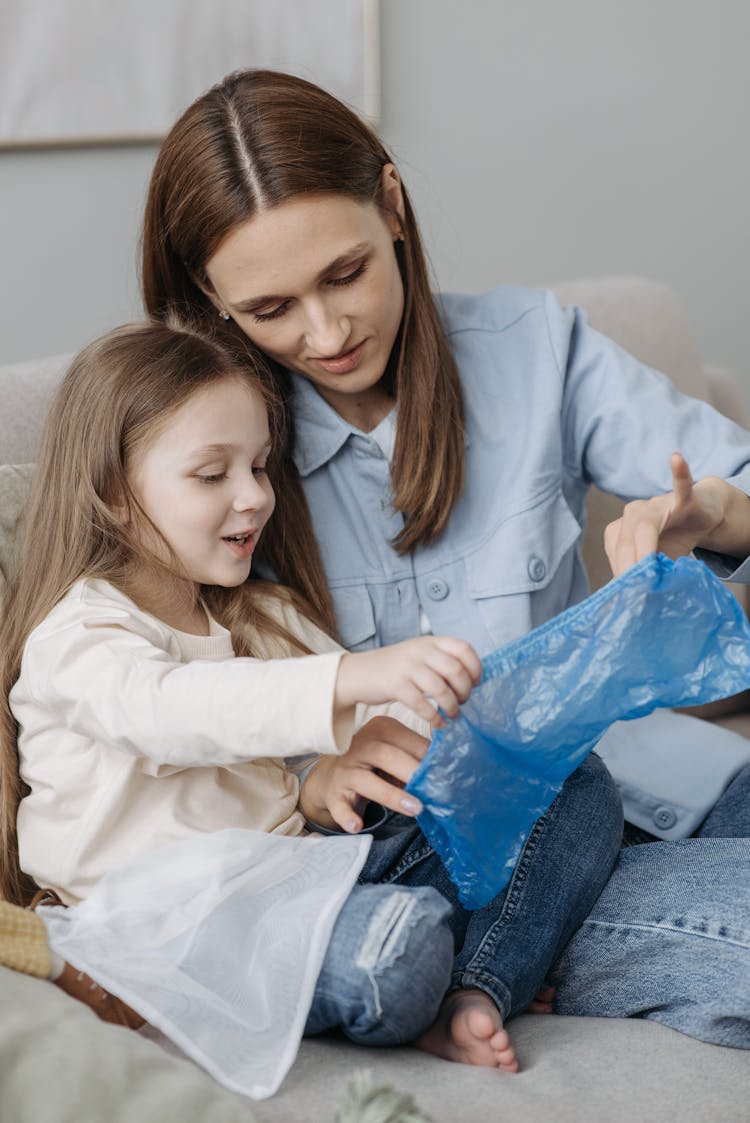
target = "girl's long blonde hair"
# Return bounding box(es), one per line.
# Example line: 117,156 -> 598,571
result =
0,319 -> 314,904
142,68 -> 466,634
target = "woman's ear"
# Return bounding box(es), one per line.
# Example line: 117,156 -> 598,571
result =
195,278 -> 230,320
381,163 -> 406,236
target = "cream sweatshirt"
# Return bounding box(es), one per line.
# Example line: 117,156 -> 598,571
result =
12,579 -> 423,903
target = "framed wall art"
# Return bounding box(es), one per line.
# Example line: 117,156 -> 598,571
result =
0,0 -> 380,147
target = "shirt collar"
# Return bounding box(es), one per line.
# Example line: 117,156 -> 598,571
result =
290,373 -> 366,476
290,367 -> 470,478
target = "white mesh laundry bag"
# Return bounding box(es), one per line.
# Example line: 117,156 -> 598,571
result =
39,828 -> 371,1099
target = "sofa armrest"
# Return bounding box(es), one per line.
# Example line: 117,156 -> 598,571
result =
0,354 -> 70,466
704,362 -> 750,430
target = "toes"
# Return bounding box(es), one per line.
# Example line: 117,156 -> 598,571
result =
495,1042 -> 519,1070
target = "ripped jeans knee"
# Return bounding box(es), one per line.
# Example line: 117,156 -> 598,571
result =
304,883 -> 454,1046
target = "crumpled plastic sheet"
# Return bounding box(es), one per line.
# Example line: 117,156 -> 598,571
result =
406,553 -> 750,909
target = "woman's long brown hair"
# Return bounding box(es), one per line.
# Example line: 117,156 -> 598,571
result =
141,69 -> 465,634
0,320 -> 313,904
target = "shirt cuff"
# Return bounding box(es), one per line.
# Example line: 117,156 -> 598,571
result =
693,546 -> 750,583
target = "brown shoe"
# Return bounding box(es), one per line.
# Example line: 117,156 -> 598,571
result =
54,961 -> 146,1030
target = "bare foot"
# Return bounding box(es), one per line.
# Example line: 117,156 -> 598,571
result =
416,988 -> 519,1072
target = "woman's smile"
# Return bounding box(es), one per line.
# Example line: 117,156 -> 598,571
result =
313,339 -> 367,375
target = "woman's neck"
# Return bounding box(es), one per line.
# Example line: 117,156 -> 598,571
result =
315,383 -> 395,433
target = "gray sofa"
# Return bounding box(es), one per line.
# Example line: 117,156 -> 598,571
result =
1,277 -> 749,1122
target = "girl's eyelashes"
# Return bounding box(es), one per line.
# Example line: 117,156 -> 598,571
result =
195,464 -> 268,484
248,258 -> 369,324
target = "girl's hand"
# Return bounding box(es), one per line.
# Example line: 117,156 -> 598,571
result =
299,715 -> 430,833
604,452 -> 749,577
335,636 -> 481,726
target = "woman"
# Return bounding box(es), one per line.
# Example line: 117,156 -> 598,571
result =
140,68 -> 750,1044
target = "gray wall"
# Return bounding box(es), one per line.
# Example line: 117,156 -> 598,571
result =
2,1 -> 749,404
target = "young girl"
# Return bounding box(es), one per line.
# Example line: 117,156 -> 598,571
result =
0,319 -> 622,1080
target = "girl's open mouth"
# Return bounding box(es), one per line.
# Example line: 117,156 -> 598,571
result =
222,533 -> 255,558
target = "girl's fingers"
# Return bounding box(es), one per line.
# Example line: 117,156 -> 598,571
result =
327,770 -> 423,831
348,738 -> 427,786
432,637 -> 482,684
411,668 -> 461,718
326,789 -> 364,833
426,652 -> 476,702
400,688 -> 440,724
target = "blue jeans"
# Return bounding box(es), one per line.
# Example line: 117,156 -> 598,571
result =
697,762 -> 750,837
303,883 -> 455,1045
549,836 -> 750,1047
550,763 -> 750,1047
305,753 -> 623,1045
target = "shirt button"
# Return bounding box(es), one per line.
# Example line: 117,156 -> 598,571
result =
652,806 -> 677,831
426,578 -> 449,601
528,555 -> 547,582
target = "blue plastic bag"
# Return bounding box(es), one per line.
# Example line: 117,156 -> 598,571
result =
406,553 -> 750,908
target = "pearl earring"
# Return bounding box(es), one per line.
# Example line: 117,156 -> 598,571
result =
218,310 -> 230,321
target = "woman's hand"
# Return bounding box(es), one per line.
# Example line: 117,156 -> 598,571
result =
335,636 -> 481,725
299,715 -> 430,833
604,452 -> 750,577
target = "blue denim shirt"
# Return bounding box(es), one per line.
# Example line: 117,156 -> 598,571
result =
290,286 -> 750,651
285,286 -> 750,834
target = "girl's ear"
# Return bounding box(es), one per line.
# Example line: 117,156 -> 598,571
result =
381,163 -> 406,236
106,486 -> 131,526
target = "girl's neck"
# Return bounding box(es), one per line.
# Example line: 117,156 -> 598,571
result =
119,569 -> 208,636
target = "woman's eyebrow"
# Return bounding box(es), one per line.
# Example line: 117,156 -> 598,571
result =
231,244 -> 370,311
315,243 -> 369,280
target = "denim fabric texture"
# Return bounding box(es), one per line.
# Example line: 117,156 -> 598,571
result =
303,884 -> 453,1045
696,762 -> 750,837
305,755 -> 622,1043
550,835 -> 750,1047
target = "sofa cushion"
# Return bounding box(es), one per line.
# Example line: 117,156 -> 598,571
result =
552,275 -> 709,402
0,464 -> 34,608
0,966 -> 255,1123
259,1018 -> 750,1122
0,355 -> 69,466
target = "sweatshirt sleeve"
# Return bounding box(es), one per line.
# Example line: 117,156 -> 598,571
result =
13,591 -> 351,768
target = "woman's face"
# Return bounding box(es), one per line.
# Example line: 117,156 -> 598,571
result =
204,177 -> 405,428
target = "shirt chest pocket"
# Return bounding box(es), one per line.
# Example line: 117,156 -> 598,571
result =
466,490 -> 582,646
332,585 -> 378,652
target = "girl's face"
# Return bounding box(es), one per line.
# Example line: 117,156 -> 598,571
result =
204,174 -> 405,429
129,377 -> 275,593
